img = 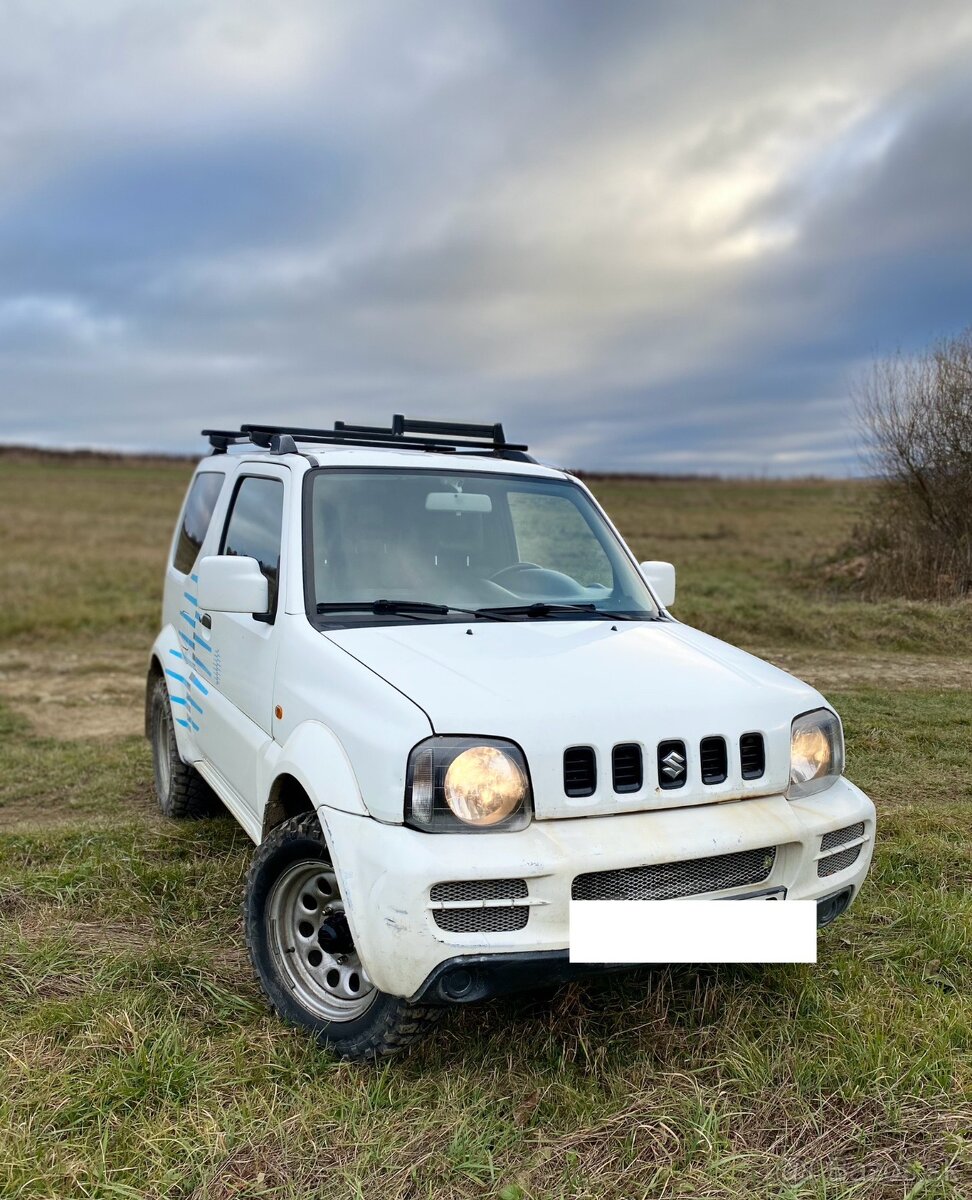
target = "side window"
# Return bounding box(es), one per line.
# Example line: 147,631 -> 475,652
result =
173,472 -> 224,575
508,492 -> 614,587
221,477 -> 285,610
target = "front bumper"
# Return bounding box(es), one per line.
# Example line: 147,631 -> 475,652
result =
415,887 -> 855,1004
318,776 -> 875,999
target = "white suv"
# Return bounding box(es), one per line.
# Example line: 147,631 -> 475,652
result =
147,416 -> 875,1059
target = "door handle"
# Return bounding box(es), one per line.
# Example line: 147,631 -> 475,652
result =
200,613 -> 212,630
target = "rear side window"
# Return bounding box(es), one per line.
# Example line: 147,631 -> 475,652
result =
173,472 -> 224,575
221,476 -> 285,610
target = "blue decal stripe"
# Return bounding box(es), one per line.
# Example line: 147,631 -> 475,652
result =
165,669 -> 187,685
175,717 -> 190,729
189,675 -> 209,696
190,573 -> 199,583
192,655 -> 212,678
188,696 -> 204,715
169,649 -> 183,659
193,634 -> 213,654
189,718 -> 200,733
183,591 -> 198,606
170,696 -> 188,707
180,610 -> 197,628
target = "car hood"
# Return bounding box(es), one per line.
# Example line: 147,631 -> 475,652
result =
324,619 -> 828,819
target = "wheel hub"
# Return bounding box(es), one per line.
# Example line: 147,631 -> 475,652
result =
267,858 -> 376,1023
318,911 -> 354,956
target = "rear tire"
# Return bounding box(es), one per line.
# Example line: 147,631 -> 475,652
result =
245,813 -> 440,1060
149,675 -> 221,818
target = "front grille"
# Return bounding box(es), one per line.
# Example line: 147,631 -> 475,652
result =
572,845 -> 777,901
612,743 -> 643,793
821,823 -> 864,852
700,736 -> 728,784
657,739 -> 687,789
818,844 -> 862,877
430,878 -> 530,933
564,746 -> 597,796
739,733 -> 765,779
433,906 -> 529,932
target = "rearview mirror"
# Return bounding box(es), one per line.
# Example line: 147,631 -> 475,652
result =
197,555 -> 269,616
640,560 -> 676,608
425,491 -> 493,513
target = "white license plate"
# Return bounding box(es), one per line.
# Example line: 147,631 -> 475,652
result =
569,897 -> 817,963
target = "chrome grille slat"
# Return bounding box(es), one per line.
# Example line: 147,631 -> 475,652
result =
572,846 -> 777,901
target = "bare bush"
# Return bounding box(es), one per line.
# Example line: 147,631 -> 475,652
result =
850,327 -> 972,600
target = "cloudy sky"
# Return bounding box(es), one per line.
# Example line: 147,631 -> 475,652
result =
1,1 -> 971,473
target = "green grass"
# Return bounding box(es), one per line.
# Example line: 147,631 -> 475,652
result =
0,452 -> 970,1198
593,476 -> 972,655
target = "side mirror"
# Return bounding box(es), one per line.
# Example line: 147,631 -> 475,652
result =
197,555 -> 269,616
640,560 -> 676,608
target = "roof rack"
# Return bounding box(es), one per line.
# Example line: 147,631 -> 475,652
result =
201,416 -> 534,461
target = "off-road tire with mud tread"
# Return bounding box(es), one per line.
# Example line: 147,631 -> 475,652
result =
245,812 -> 441,1061
149,675 -> 221,818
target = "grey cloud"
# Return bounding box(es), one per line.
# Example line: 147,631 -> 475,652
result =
0,1 -> 971,472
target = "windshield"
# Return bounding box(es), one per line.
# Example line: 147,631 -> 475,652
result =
305,468 -> 659,624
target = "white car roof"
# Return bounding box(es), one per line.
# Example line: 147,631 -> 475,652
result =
208,442 -> 569,481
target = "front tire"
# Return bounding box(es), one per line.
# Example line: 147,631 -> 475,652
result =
148,676 -> 220,818
245,813 -> 440,1060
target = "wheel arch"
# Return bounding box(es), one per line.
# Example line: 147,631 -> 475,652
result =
262,773 -> 318,841
145,655 -> 165,738
263,721 -> 369,826
147,627 -> 195,762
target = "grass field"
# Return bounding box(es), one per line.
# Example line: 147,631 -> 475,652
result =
0,451 -> 970,1199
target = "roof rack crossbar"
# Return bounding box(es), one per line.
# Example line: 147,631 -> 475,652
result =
392,415 -> 506,445
202,417 -> 531,459
243,427 -> 461,453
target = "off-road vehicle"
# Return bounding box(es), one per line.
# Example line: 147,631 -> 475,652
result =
148,416 -> 875,1059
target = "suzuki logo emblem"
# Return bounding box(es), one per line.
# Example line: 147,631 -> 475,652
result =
661,750 -> 685,779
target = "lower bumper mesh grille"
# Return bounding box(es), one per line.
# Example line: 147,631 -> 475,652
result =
430,878 -> 530,933
572,846 -> 777,901
818,844 -> 863,877
433,906 -> 529,932
818,823 -> 866,878
431,879 -> 528,903
821,822 -> 864,852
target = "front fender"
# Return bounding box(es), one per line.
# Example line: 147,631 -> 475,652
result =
265,720 -> 369,818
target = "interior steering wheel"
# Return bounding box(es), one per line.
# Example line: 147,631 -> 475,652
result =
488,562 -> 544,585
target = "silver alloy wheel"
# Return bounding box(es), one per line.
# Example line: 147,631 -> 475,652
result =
267,859 -> 376,1022
153,698 -> 172,800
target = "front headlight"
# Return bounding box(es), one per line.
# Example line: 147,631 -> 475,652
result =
787,708 -> 844,799
405,737 -> 532,832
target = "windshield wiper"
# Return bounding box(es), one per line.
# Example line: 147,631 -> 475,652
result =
316,599 -> 512,621
474,602 -> 646,620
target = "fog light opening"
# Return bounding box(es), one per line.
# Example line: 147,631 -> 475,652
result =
816,887 -> 852,928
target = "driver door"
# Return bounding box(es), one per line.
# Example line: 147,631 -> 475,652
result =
193,467 -> 288,819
